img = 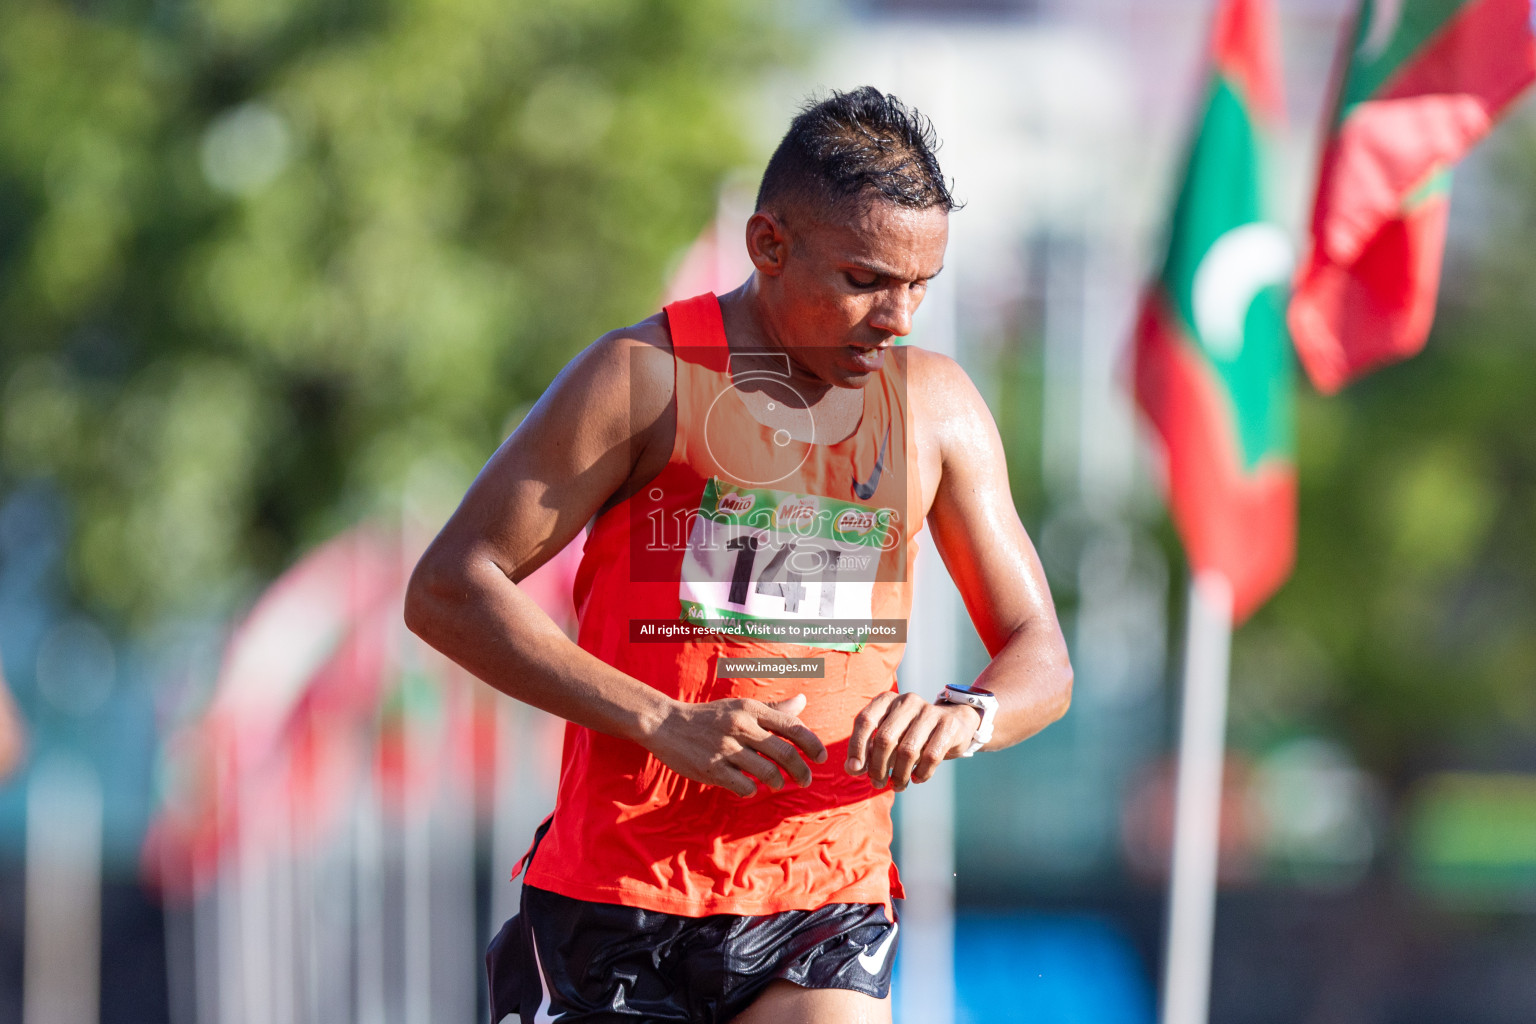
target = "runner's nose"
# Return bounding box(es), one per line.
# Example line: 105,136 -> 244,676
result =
867,287 -> 916,338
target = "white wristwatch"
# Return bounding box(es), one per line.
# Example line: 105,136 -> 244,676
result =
935,684 -> 998,757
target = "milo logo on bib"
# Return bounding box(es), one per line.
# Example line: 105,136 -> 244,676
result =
835,508 -> 878,536
718,492 -> 755,515
775,498 -> 819,529
679,478 -> 895,651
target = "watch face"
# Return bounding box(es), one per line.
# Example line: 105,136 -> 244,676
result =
949,685 -> 995,699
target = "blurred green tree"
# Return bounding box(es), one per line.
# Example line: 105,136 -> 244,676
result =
0,0 -> 776,626
1231,113 -> 1536,778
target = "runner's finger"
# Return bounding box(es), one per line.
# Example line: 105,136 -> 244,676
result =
909,716 -> 958,786
761,709 -> 827,766
766,694 -> 808,717
750,734 -> 813,787
732,749 -> 787,792
865,694 -> 927,787
846,691 -> 898,773
710,763 -> 759,799
887,706 -> 944,790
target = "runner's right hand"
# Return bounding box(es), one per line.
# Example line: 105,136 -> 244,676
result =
645,694 -> 828,798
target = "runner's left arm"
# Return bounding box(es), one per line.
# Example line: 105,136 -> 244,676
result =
845,350 -> 1072,791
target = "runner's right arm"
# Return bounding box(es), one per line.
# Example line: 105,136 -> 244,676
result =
404,323 -> 826,797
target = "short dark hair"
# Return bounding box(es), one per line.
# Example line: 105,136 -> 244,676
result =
755,87 -> 958,216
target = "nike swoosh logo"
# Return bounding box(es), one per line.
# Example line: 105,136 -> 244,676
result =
857,921 -> 898,975
852,424 -> 892,501
530,928 -> 566,1022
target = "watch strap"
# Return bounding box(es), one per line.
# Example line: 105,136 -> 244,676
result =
936,686 -> 996,757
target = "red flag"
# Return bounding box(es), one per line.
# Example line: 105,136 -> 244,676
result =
1289,0 -> 1536,393
663,211 -> 753,304
1132,0 -> 1296,623
142,527 -> 404,896
144,525 -> 586,897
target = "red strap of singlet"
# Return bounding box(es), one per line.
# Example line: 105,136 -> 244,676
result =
663,293 -> 729,371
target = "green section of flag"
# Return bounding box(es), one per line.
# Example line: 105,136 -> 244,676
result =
1163,81 -> 1266,310
1229,288 -> 1294,468
1341,0 -> 1466,110
379,666 -> 442,725
1406,166 -> 1454,206
1158,77 -> 1294,469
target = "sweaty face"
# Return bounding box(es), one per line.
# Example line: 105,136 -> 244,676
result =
764,199 -> 948,387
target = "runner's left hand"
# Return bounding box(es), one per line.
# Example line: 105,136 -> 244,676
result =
844,692 -> 979,791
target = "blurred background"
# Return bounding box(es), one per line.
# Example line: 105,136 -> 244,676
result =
3,0 -> 1536,1021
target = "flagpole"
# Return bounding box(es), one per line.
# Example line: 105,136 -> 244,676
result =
399,530 -> 433,1024
23,754 -> 103,1024
894,152 -> 959,1024
435,673 -> 479,1024
270,790 -> 295,1024
352,771 -> 385,1024
216,775 -> 242,1024
162,823 -> 197,1024
1160,570 -> 1234,1024
191,859 -> 218,1024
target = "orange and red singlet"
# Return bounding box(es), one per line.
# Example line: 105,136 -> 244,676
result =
523,293 -> 921,918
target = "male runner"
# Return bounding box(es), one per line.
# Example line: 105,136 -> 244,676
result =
405,87 -> 1073,1024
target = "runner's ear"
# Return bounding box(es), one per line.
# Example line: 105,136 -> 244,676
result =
745,211 -> 789,276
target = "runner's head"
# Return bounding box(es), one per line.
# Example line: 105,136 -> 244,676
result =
756,86 -> 955,216
747,87 -> 955,386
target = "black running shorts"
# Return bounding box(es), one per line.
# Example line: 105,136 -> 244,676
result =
486,882 -> 898,1023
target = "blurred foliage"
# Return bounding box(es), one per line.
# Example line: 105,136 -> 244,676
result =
1232,116 -> 1536,778
0,0 -> 777,626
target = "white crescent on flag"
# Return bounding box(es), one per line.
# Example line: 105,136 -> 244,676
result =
1360,0 -> 1407,60
1191,222 -> 1294,360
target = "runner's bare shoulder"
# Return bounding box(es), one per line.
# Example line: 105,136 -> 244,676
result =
522,313 -> 674,451
509,312 -> 677,515
596,311 -> 675,441
903,344 -> 987,446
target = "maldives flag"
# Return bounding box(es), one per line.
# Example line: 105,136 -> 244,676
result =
1289,0 -> 1536,393
1133,0 -> 1296,622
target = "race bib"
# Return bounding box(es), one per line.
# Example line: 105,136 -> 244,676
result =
679,477 -> 895,651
